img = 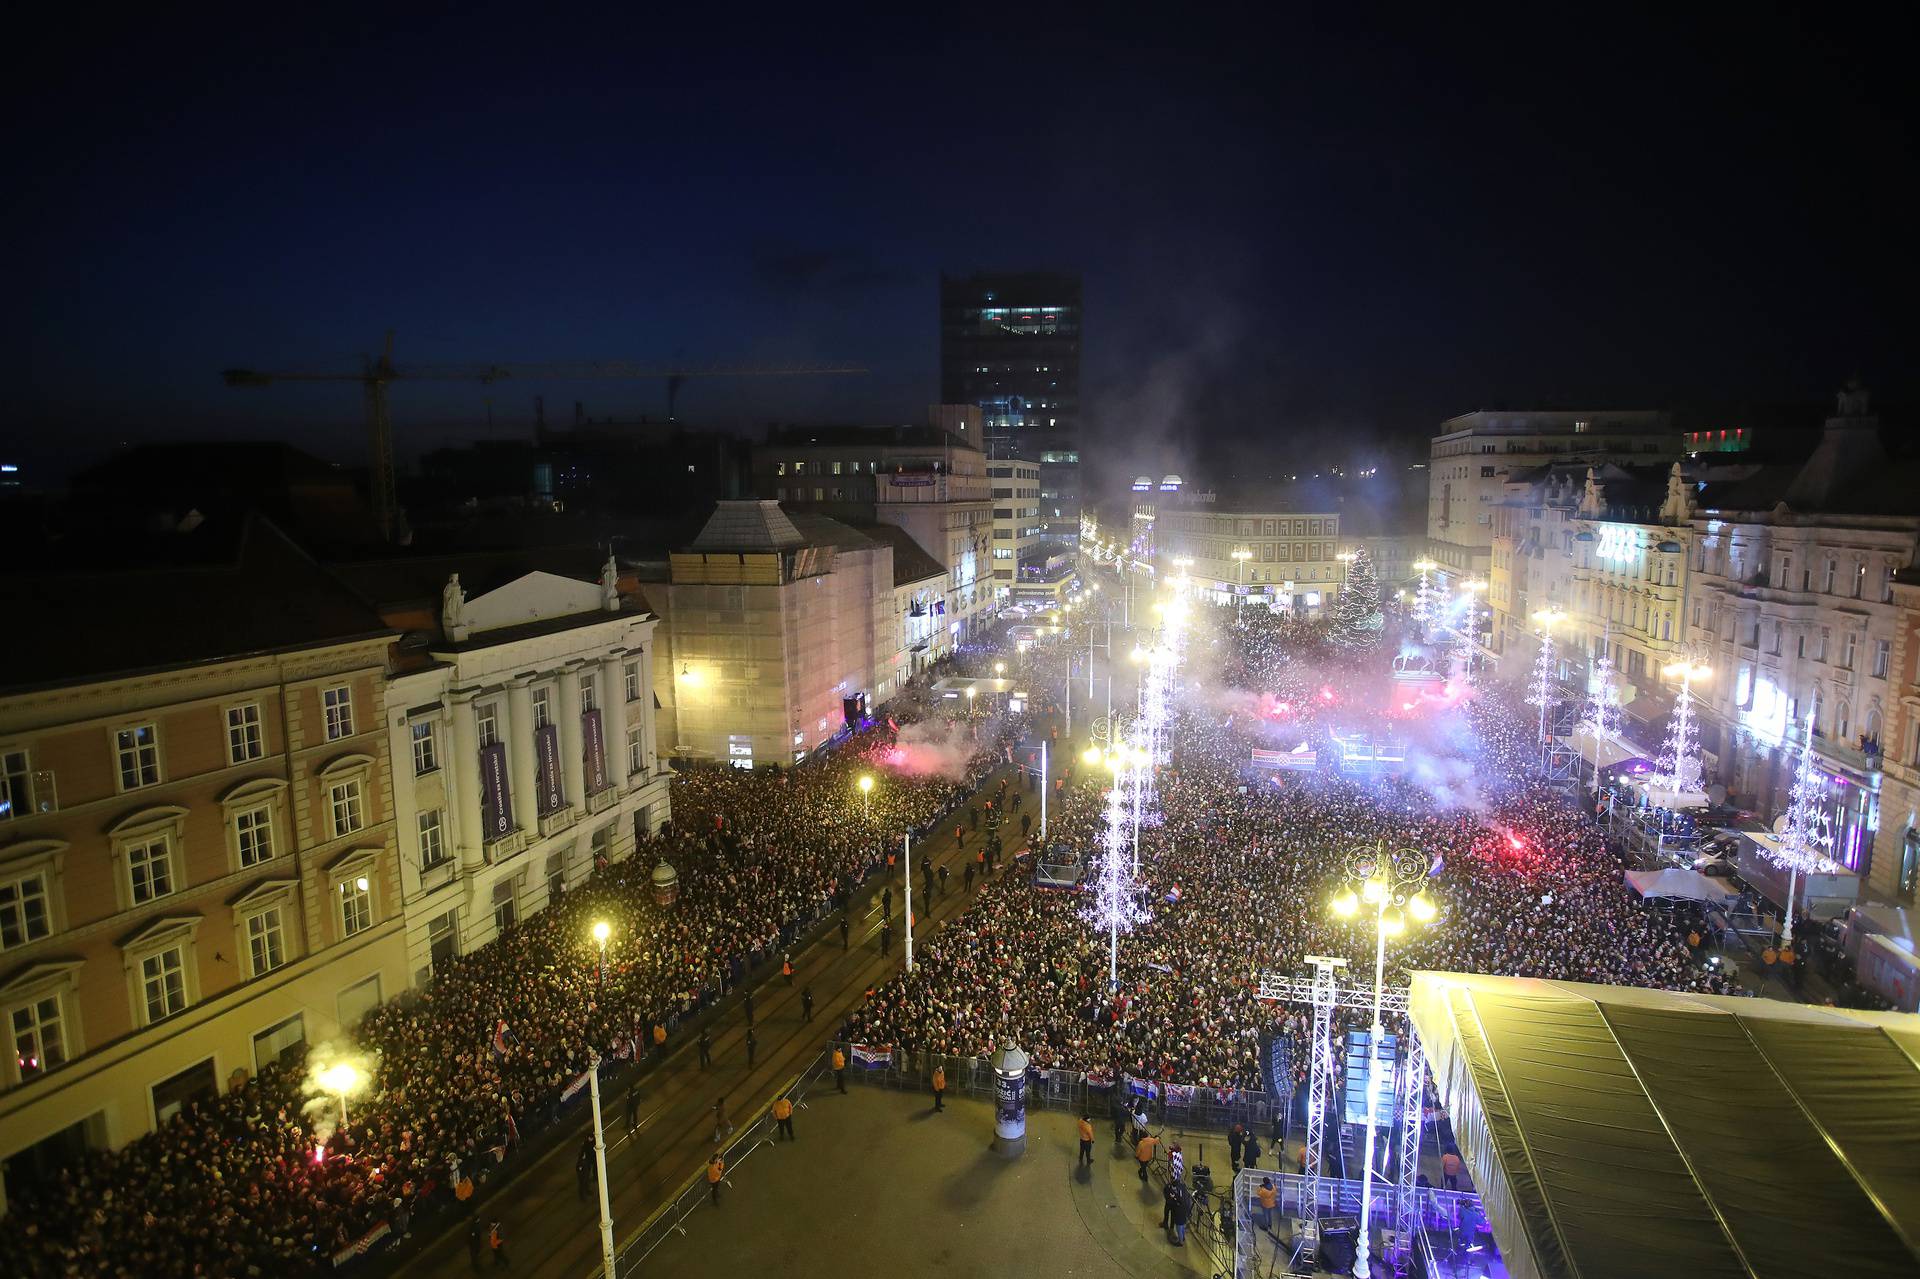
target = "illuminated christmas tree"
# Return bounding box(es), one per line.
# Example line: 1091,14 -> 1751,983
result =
1768,712 -> 1831,945
1331,546 -> 1384,649
1655,665 -> 1705,796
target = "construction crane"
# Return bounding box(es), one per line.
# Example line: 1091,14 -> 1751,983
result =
223,334 -> 866,541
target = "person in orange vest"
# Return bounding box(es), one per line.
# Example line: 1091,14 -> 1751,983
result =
651,1022 -> 667,1062
1255,1177 -> 1277,1233
773,1094 -> 795,1140
886,849 -> 897,877
487,1219 -> 509,1269
1441,1147 -> 1464,1190
833,1047 -> 847,1094
931,1065 -> 946,1112
706,1152 -> 725,1205
781,954 -> 795,986
1135,1131 -> 1160,1184
1076,1114 -> 1095,1166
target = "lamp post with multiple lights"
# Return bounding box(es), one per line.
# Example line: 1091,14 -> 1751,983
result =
1330,844 -> 1439,1279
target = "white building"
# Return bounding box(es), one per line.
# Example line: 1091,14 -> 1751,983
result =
1684,388 -> 1920,876
1429,409 -> 1678,577
335,555 -> 672,981
987,454 -> 1043,599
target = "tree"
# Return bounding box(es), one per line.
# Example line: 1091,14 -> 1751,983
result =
1331,545 -> 1384,648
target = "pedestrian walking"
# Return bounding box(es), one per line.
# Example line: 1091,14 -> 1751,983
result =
1077,1114 -> 1095,1166
1135,1132 -> 1160,1184
801,985 -> 815,1022
1161,1180 -> 1179,1230
712,1096 -> 734,1142
1169,1142 -> 1184,1184
839,916 -> 850,949
882,887 -> 893,918
488,1220 -> 510,1269
773,1095 -> 795,1140
1170,1183 -> 1191,1246
467,1217 -> 486,1272
1243,1131 -> 1263,1169
651,1022 -> 667,1063
697,1028 -> 712,1070
938,864 -> 949,895
624,1083 -> 640,1136
833,1047 -> 847,1093
706,1152 -> 725,1205
746,1029 -> 758,1069
1442,1147 -> 1463,1190
1255,1178 -> 1277,1233
1228,1123 -> 1245,1172
1111,1092 -> 1130,1145
931,1065 -> 946,1112
782,954 -> 794,986
964,861 -> 975,892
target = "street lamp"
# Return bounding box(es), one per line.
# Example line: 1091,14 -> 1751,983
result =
315,1061 -> 366,1128
995,661 -> 1006,676
1231,546 -> 1252,588
591,919 -> 611,987
1330,842 -> 1439,1279
858,773 -> 873,819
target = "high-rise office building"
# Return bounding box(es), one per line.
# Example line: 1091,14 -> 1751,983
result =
939,272 -> 1082,540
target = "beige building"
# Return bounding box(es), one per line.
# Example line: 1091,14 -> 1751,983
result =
1150,485 -> 1344,614
646,502 -> 896,767
1874,569 -> 1920,901
329,552 -> 674,983
0,521 -> 410,1213
750,424 -> 995,641
987,454 -> 1044,599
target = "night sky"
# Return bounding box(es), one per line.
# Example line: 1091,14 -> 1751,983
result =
9,7 -> 1911,482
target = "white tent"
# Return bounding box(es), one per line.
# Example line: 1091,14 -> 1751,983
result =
1624,867 -> 1739,904
1568,724 -> 1649,772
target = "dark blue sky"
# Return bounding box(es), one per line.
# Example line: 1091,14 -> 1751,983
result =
9,6 -> 1911,480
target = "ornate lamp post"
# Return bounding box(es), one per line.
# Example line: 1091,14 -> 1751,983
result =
1330,843 -> 1439,1279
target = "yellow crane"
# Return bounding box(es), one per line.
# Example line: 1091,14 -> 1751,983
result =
224,334 -> 865,540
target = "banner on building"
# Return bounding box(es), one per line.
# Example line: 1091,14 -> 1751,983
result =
888,473 -> 935,487
479,742 -> 513,839
581,709 -> 608,793
535,724 -> 565,814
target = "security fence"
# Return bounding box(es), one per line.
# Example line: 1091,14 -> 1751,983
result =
826,1041 -> 1280,1134
1230,1168 -> 1493,1279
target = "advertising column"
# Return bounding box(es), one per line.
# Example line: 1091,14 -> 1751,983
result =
990,1041 -> 1030,1158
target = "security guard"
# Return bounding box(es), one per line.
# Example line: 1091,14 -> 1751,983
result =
773,1095 -> 795,1140
833,1047 -> 847,1094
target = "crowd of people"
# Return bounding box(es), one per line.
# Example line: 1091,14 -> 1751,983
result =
843,603 -> 1740,1097
0,676 -> 1020,1279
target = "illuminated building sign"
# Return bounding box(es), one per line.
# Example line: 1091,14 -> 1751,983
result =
1596,524 -> 1644,562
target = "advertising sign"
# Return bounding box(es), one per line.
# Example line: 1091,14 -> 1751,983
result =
479,742 -> 512,840
581,709 -> 608,793
534,724 -> 565,814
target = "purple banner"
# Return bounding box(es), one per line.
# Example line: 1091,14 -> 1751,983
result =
582,708 -> 608,793
479,742 -> 512,840
535,724 -> 565,815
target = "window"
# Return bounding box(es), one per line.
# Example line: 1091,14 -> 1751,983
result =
252,1013 -> 306,1074
624,661 -> 641,703
235,805 -> 275,866
328,780 -> 364,838
1824,559 -> 1836,593
1815,630 -> 1828,662
1480,465 -> 1496,478
322,686 -> 354,741
477,703 -> 499,746
492,877 -> 518,932
0,749 -> 30,821
627,725 -> 645,777
1842,631 -> 1857,670
1798,634 -> 1807,659
1778,554 -> 1791,588
579,673 -> 597,711
532,687 -> 552,728
418,809 -> 448,870
245,908 -> 286,977
545,852 -> 565,902
11,994 -> 66,1079
0,871 -> 51,949
1883,565 -> 1896,604
411,721 -> 438,775
116,724 -> 160,790
1874,639 -> 1891,679
226,705 -> 263,763
127,836 -> 175,904
1837,703 -> 1851,741
141,948 -> 187,1022
428,909 -> 459,975
337,876 -> 372,937
1854,562 -> 1866,599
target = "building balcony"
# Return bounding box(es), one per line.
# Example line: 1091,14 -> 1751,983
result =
538,806 -> 578,839
1814,735 -> 1881,778
587,786 -> 619,815
485,828 -> 527,862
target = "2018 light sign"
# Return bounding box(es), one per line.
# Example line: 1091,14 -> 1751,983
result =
1596,524 -> 1644,562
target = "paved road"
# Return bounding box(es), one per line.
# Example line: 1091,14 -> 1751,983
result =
398,722 -> 1068,1279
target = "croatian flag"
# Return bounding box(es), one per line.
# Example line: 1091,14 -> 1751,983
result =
492,1020 -> 512,1059
851,1044 -> 892,1069
560,1068 -> 593,1104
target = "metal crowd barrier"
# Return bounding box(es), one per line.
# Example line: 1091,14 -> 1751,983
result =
826,1042 -> 1278,1132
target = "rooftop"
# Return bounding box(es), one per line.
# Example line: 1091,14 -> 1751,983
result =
849,522 -> 946,586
